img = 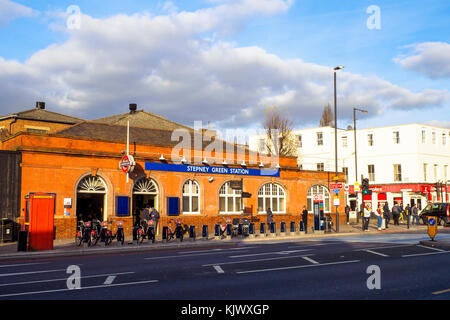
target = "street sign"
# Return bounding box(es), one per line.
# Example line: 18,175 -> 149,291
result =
330,183 -> 343,189
427,217 -> 438,240
119,154 -> 135,173
354,182 -> 360,192
344,184 -> 349,191
241,192 -> 252,198
313,194 -> 324,202
332,189 -> 341,194
333,196 -> 340,206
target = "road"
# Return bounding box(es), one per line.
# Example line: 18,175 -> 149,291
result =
0,231 -> 449,303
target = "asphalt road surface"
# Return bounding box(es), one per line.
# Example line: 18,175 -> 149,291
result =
0,231 -> 449,301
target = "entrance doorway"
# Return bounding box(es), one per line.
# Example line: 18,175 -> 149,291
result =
76,175 -> 107,222
132,178 -> 159,226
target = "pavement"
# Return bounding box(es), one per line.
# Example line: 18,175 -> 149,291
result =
0,219 -> 447,261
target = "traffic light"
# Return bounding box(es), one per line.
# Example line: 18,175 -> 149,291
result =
362,178 -> 372,195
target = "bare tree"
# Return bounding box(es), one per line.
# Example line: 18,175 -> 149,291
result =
320,103 -> 334,127
263,107 -> 297,157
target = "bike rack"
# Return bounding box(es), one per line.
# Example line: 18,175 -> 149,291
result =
290,221 -> 296,235
280,222 -> 286,236
270,222 -> 276,237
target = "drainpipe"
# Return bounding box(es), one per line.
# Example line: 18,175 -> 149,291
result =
9,117 -> 18,135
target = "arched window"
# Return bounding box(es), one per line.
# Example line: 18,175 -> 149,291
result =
133,178 -> 158,195
182,180 -> 200,214
257,183 -> 286,213
77,175 -> 106,193
307,185 -> 330,213
219,182 -> 242,214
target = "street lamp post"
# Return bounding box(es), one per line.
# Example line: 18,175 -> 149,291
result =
353,107 -> 368,216
333,66 -> 344,232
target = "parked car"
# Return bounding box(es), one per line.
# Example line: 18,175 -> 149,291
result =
419,203 -> 450,226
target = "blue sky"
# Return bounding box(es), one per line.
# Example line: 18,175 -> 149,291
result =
0,0 -> 449,130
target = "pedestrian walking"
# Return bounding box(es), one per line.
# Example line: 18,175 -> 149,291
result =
412,203 -> 419,226
383,202 -> 390,229
302,205 -> 308,233
267,207 -> 273,228
404,204 -> 411,229
392,204 -> 400,225
376,204 -> 383,231
363,204 -> 371,231
345,205 -> 350,224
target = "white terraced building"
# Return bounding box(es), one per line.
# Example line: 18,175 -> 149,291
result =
249,123 -> 450,212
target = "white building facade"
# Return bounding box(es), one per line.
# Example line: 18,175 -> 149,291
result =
250,123 -> 450,211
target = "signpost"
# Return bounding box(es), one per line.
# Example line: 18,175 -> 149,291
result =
427,217 -> 438,241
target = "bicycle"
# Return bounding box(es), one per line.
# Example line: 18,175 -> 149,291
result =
165,219 -> 188,242
75,220 -> 93,247
89,220 -> 102,246
135,220 -> 148,245
101,221 -> 115,246
115,221 -> 125,245
75,220 -> 86,247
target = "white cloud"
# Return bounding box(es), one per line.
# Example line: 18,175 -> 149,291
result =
0,0 -> 447,131
394,42 -> 450,79
0,0 -> 36,25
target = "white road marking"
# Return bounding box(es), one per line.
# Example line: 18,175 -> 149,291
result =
180,247 -> 255,254
103,275 -> 116,285
432,288 -> 450,295
202,254 -> 316,267
363,249 -> 389,257
355,244 -> 413,251
229,249 -> 312,258
0,279 -> 159,298
417,245 -> 446,252
402,251 -> 450,258
236,260 -> 360,274
301,256 -> 319,264
0,269 -> 66,277
0,262 -> 50,268
287,242 -> 343,249
146,249 -> 250,260
213,265 -> 224,274
0,272 -> 135,287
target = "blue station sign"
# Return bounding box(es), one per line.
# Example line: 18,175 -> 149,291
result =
145,162 -> 280,177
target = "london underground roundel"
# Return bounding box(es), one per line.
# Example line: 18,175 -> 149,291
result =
119,154 -> 135,173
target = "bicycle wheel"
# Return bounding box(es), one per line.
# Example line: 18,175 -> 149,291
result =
75,232 -> 82,247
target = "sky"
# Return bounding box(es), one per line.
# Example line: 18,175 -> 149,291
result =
0,0 -> 449,132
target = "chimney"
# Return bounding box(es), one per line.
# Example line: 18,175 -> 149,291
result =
36,101 -> 45,110
129,103 -> 137,114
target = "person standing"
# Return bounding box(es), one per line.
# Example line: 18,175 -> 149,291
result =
266,207 -> 273,233
151,207 -> 160,235
404,204 -> 411,229
363,204 -> 371,231
376,204 -> 383,231
411,203 -> 419,226
345,205 -> 350,224
392,203 -> 400,225
302,206 -> 308,234
383,202 -> 390,229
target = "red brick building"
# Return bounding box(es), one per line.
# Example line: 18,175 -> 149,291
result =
1,103 -> 345,240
